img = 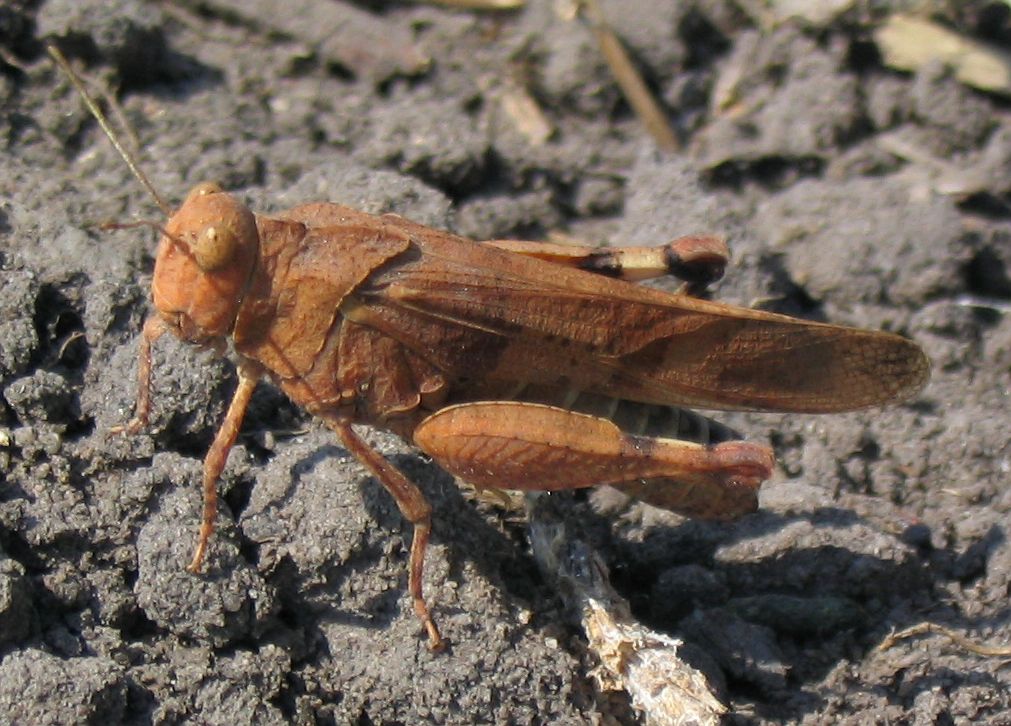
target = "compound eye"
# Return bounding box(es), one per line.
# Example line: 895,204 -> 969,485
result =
186,182 -> 224,202
192,224 -> 237,271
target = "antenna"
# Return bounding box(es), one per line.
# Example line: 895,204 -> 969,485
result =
47,44 -> 172,217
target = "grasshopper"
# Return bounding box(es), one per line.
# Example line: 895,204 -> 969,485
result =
50,46 -> 929,651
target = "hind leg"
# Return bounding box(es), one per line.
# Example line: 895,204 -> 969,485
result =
413,401 -> 774,521
486,234 -> 729,293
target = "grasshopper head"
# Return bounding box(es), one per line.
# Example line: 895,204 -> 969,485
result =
151,183 -> 259,343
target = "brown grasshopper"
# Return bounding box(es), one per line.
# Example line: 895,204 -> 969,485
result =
51,46 -> 929,651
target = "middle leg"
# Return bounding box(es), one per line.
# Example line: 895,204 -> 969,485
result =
326,419 -> 445,651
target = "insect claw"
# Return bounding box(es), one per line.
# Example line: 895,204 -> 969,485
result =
423,618 -> 446,652
106,417 -> 147,438
121,418 -> 147,435
186,556 -> 204,575
187,535 -> 209,573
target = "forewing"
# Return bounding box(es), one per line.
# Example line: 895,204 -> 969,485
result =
346,234 -> 928,413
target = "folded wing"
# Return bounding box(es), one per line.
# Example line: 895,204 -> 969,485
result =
342,231 -> 928,413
